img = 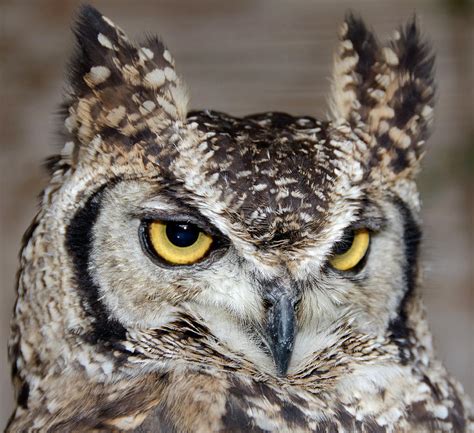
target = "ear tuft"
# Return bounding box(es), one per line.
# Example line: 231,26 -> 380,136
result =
75,4 -> 112,36
391,18 -> 435,89
330,14 -> 380,123
383,18 -> 436,166
330,15 -> 436,181
62,5 -> 189,151
69,5 -> 129,94
343,13 -> 379,81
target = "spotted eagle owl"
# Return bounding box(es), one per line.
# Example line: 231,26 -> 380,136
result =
7,5 -> 473,433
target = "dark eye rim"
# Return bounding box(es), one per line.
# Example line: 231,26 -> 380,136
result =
135,209 -> 224,237
326,227 -> 372,274
138,218 -> 229,268
331,230 -> 356,256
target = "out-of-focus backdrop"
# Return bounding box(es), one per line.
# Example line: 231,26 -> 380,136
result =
1,0 -> 472,428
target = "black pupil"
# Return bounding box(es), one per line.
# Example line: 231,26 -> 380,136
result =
165,222 -> 200,247
333,230 -> 355,255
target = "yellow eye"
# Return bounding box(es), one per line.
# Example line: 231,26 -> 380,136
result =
329,228 -> 370,271
147,221 -> 213,265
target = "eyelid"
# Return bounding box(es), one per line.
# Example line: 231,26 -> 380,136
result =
351,216 -> 386,232
133,209 -> 227,242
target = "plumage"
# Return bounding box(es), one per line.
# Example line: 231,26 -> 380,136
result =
7,5 -> 473,432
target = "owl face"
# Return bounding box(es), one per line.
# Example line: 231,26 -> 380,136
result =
75,173 -> 413,374
65,98 -> 423,376
13,5 -> 435,388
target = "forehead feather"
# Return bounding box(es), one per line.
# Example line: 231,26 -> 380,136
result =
141,110 -> 365,246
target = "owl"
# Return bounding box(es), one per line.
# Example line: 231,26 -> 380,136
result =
6,5 -> 473,433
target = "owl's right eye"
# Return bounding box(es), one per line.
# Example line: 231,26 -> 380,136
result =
141,220 -> 214,265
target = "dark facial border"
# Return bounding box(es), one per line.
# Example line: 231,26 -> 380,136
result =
387,196 -> 422,362
65,185 -> 127,343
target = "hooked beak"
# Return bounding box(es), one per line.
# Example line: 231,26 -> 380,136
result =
264,292 -> 297,376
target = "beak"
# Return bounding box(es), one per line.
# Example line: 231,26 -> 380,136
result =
264,292 -> 297,376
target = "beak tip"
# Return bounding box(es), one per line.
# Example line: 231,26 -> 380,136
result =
274,349 -> 292,377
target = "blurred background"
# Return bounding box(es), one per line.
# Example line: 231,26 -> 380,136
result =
0,0 -> 472,428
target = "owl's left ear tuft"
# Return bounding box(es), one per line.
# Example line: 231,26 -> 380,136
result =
330,15 -> 436,180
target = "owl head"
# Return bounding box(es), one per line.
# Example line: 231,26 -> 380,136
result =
11,5 -> 435,404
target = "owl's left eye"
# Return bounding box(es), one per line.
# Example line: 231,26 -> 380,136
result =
329,228 -> 370,271
142,220 -> 214,265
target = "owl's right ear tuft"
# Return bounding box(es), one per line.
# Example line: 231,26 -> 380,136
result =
62,6 -> 189,150
68,5 -> 129,95
74,4 -> 113,41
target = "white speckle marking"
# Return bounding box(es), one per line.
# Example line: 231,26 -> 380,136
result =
383,47 -> 399,66
236,170 -> 252,178
164,67 -> 176,81
144,69 -> 166,88
253,183 -> 268,192
64,114 -> 77,133
61,141 -> 75,158
163,49 -> 173,63
86,66 -> 111,85
142,100 -> 156,112
369,89 -> 386,101
139,47 -> 154,61
421,105 -> 434,119
433,405 -> 449,419
102,16 -> 116,28
341,40 -> 353,50
98,33 -> 114,49
290,190 -> 305,199
101,360 -> 114,376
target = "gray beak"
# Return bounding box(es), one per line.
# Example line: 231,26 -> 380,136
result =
264,292 -> 297,376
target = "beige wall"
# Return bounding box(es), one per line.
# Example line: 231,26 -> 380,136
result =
1,0 -> 472,428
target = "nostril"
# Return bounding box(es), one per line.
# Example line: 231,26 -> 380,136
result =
262,297 -> 273,311
294,297 -> 302,310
